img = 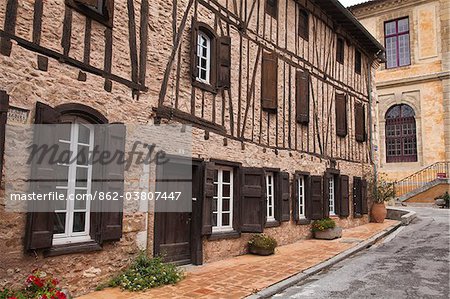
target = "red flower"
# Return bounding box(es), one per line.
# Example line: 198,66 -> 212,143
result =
56,291 -> 67,299
52,278 -> 59,286
40,295 -> 48,299
7,297 -> 17,299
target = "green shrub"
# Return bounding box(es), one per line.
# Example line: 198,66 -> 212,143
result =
311,218 -> 336,232
107,253 -> 184,292
248,233 -> 277,251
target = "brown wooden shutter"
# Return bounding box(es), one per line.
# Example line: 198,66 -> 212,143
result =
355,102 -> 366,142
336,38 -> 344,64
361,179 -> 368,214
279,172 -> 290,221
202,161 -> 215,235
335,93 -> 348,137
25,102 -> 61,250
75,0 -> 98,7
304,176 -> 312,219
298,9 -> 309,41
98,123 -> 125,243
0,91 -> 9,183
265,0 -> 278,19
353,176 -> 363,217
296,69 -> 310,124
261,51 -> 278,112
339,175 -> 350,217
310,176 -> 323,220
241,168 -> 265,232
292,174 -> 299,222
217,36 -> 231,89
355,50 -> 362,74
190,19 -> 199,81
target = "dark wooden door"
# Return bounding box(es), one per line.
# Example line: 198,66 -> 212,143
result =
154,158 -> 202,265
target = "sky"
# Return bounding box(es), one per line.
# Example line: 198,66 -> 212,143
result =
338,0 -> 368,7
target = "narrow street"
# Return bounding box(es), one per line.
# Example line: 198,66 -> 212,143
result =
273,207 -> 450,299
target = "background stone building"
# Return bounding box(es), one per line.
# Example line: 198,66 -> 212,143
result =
350,0 -> 450,183
1,0 -> 383,295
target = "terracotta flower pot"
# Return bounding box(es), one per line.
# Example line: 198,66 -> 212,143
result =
371,202 -> 387,223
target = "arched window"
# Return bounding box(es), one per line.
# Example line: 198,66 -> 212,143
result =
385,104 -> 417,163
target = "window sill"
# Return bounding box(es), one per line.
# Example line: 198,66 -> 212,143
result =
44,241 -> 102,257
265,220 -> 280,228
192,80 -> 217,94
208,230 -> 240,241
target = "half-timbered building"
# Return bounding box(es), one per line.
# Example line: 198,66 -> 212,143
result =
0,0 -> 384,295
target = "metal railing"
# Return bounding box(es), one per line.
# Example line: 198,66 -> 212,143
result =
394,161 -> 450,198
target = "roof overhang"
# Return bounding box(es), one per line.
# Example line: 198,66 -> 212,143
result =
314,0 -> 385,57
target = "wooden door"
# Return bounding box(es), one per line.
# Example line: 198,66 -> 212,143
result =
154,158 -> 202,265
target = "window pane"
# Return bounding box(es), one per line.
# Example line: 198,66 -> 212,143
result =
56,142 -> 71,164
386,36 -> 398,68
212,198 -> 218,212
55,165 -> 69,185
212,212 -> 217,226
77,145 -> 90,166
398,34 -> 410,66
76,167 -> 88,187
398,18 -> 409,33
200,69 -> 207,80
213,184 -> 218,197
214,170 -> 218,182
223,184 -> 230,197
54,212 -> 66,234
73,212 -> 86,233
385,21 -> 396,35
54,192 -> 67,211
74,189 -> 87,210
223,170 -> 231,183
222,213 -> 230,226
78,124 -> 91,144
222,198 -> 230,211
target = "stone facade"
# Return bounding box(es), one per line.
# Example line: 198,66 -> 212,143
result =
0,0 -> 382,296
351,0 -> 450,181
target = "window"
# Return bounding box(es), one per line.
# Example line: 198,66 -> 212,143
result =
53,118 -> 94,245
196,32 -> 211,84
297,176 -> 306,219
213,167 -> 234,232
298,8 -> 309,41
266,172 -> 275,222
328,176 -> 335,215
385,104 -> 417,163
355,49 -> 362,74
66,0 -> 114,27
265,0 -> 278,19
385,18 -> 410,68
336,37 -> 344,64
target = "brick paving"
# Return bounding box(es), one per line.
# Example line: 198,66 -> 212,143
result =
77,220 -> 398,299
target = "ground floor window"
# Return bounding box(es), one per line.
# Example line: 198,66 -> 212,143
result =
212,166 -> 234,232
298,176 -> 305,219
266,172 -> 275,222
53,118 -> 94,245
328,176 -> 336,215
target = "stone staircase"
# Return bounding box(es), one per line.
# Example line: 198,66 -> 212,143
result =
394,161 -> 450,202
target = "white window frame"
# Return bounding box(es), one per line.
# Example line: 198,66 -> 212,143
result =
196,32 -> 211,84
298,176 -> 306,219
53,118 -> 94,245
212,166 -> 234,233
329,176 -> 336,216
266,172 -> 275,222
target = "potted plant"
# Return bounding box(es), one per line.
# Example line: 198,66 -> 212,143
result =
248,233 -> 277,256
371,175 -> 395,223
435,192 -> 449,209
311,218 -> 342,240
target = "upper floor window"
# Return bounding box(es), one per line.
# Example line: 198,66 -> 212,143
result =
197,32 -> 211,84
336,37 -> 344,64
298,8 -> 309,41
355,49 -> 362,74
265,0 -> 278,19
66,0 -> 114,27
385,104 -> 417,163
212,167 -> 234,232
385,18 -> 411,68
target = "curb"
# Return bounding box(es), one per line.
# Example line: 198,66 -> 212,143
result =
245,222 -> 402,299
386,206 -> 417,226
